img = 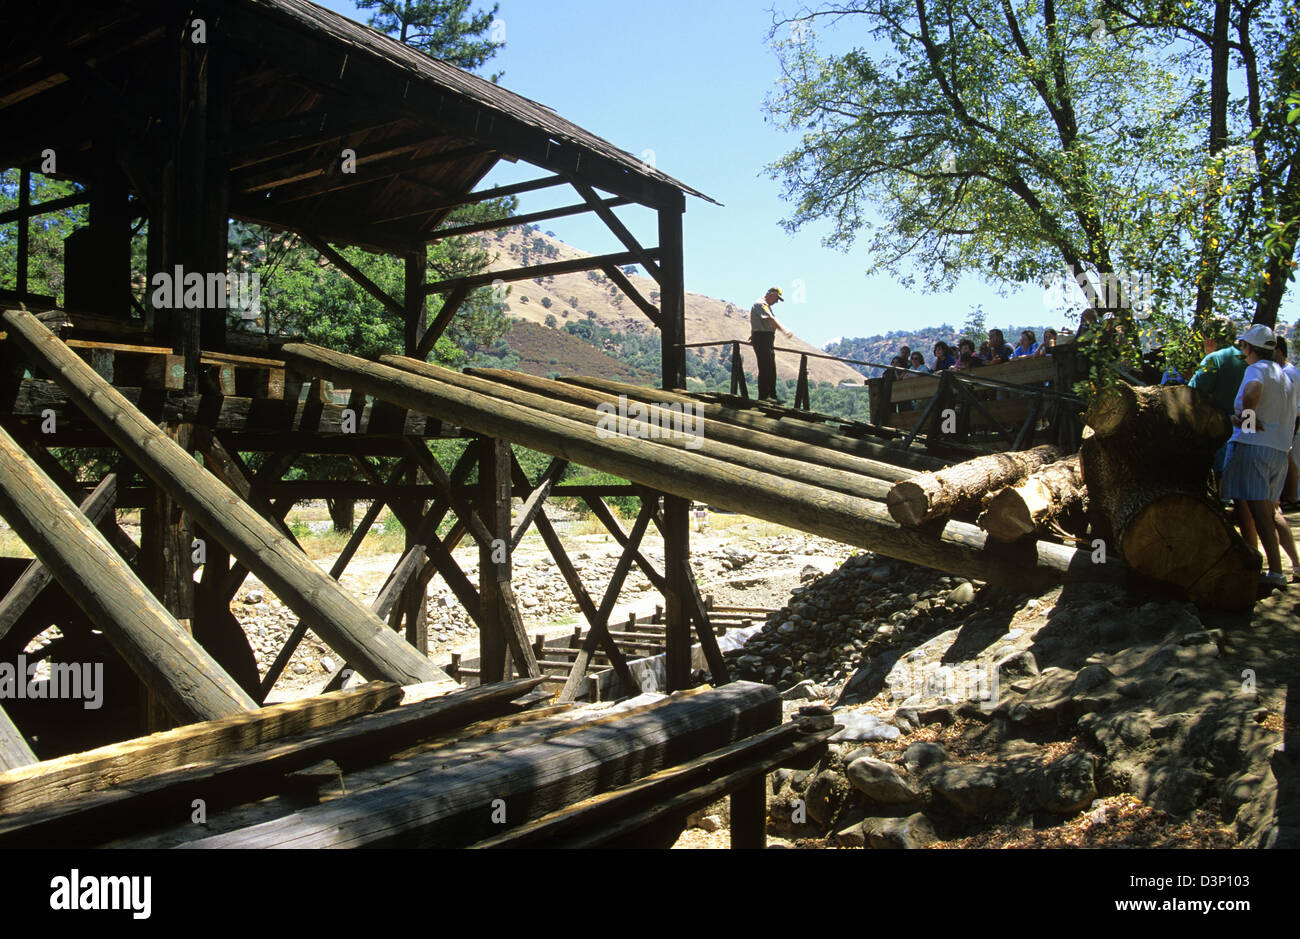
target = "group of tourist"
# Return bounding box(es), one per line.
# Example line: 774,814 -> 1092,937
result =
1188,317 -> 1300,589
885,328 -> 1062,379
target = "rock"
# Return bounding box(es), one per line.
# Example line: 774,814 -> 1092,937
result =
243,589 -> 265,604
902,741 -> 950,774
869,565 -> 893,584
696,814 -> 723,833
829,710 -> 901,742
995,650 -> 1039,684
846,757 -> 919,804
1033,753 -> 1098,814
837,651 -> 900,705
866,812 -> 938,849
780,679 -> 822,701
833,820 -> 867,848
292,663 -> 308,676
918,705 -> 955,726
320,656 -> 335,672
946,582 -> 976,605
800,564 -> 822,583
894,706 -> 920,733
931,763 -> 1011,816
805,770 -> 851,827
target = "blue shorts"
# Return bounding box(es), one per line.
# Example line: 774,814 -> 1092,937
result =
1222,442 -> 1289,502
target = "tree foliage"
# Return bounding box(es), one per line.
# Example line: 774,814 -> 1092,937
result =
357,0 -> 505,78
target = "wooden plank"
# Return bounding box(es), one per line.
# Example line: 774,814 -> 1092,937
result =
888,356 -> 1057,404
557,729 -> 832,849
175,681 -> 780,849
469,723 -> 810,847
0,473 -> 119,643
2,308 -> 445,687
0,683 -> 404,816
0,679 -> 546,847
0,422 -> 256,725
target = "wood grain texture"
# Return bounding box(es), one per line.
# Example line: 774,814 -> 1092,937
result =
2,308 -> 445,687
182,681 -> 780,848
0,679 -> 544,846
280,343 -> 1112,591
0,706 -> 35,772
0,422 -> 256,725
0,683 -> 402,815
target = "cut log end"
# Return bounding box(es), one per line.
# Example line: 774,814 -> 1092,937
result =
978,487 -> 1038,542
886,481 -> 930,527
1119,493 -> 1259,610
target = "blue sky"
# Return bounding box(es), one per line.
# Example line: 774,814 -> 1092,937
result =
314,0 -> 1294,347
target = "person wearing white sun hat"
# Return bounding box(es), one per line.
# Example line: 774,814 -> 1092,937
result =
1222,324 -> 1296,589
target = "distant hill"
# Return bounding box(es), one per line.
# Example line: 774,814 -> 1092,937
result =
499,319 -> 655,383
476,225 -> 864,387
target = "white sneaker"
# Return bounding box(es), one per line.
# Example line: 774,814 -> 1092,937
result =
1261,571 -> 1288,589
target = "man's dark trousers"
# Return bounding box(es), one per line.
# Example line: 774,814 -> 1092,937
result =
751,331 -> 777,400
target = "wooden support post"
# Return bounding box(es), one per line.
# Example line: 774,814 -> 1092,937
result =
140,422 -> 197,732
662,493 -> 693,692
0,423 -> 256,722
730,777 -> 767,849
795,354 -> 810,411
478,437 -> 510,682
658,198 -> 686,391
16,169 -> 29,296
404,249 -> 428,357
730,341 -> 749,399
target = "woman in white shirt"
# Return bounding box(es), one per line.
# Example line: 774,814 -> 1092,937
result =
1223,325 -> 1297,587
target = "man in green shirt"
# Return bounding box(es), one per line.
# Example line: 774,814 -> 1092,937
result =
1189,316 -> 1246,478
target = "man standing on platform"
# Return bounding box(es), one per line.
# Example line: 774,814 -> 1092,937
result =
751,287 -> 794,402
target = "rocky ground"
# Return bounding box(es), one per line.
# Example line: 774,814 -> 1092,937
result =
125,501 -> 1300,849
679,521 -> 1300,849
238,507 -> 852,697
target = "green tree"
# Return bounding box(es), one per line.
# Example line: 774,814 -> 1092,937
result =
357,0 -> 505,78
765,0 -> 1203,394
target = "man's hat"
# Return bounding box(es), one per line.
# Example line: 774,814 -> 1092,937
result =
767,287 -> 784,302
1240,324 -> 1275,350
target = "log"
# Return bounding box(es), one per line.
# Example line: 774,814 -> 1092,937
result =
385,358 -> 893,500
1080,425 -> 1256,610
278,343 -> 1119,591
887,444 -> 1068,527
0,472 -> 119,644
2,308 -> 445,687
0,683 -> 403,815
469,367 -> 922,482
0,422 -> 258,724
0,678 -> 545,846
978,455 -> 1086,542
559,374 -> 947,472
180,681 -> 781,848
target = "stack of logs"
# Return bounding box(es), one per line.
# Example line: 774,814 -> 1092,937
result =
885,383 -> 1258,610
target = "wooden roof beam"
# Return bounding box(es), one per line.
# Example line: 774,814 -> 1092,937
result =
424,248 -> 661,295
427,196 -> 631,242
